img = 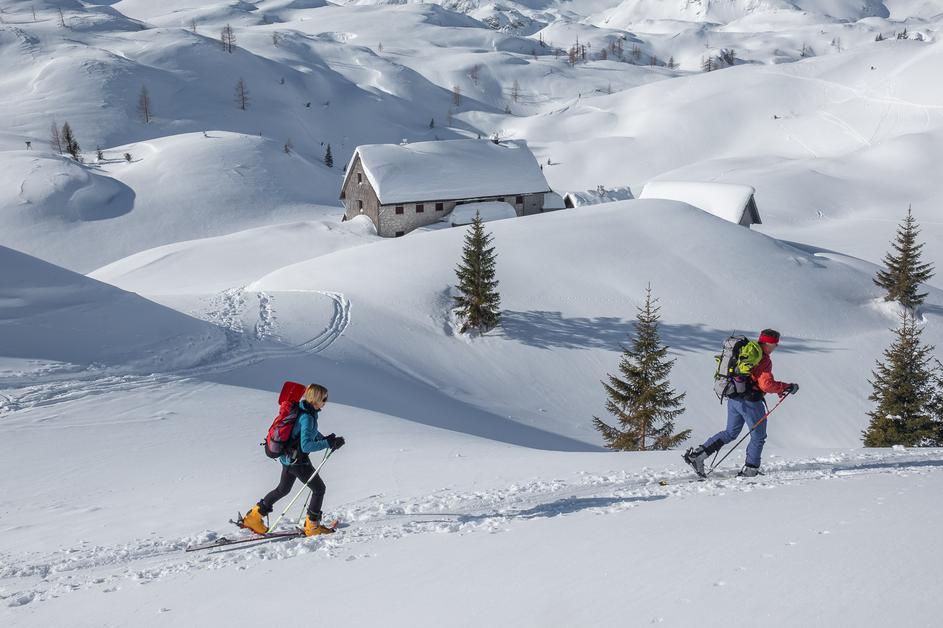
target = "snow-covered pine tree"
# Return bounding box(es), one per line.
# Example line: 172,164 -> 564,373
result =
61,122 -> 80,160
453,212 -> 501,334
863,311 -> 939,447
324,144 -> 333,167
874,206 -> 935,309
930,359 -> 943,445
593,285 -> 689,451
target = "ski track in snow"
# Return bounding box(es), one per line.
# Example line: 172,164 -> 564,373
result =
0,289 -> 351,416
297,291 -> 351,353
3,449 -> 942,608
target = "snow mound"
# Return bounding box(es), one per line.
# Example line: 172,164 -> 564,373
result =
0,133 -> 338,272
0,246 -> 228,370
448,201 -> 518,225
90,219 -> 380,295
6,154 -> 134,222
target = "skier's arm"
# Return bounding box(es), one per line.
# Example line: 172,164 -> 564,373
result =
754,361 -> 789,395
299,414 -> 330,453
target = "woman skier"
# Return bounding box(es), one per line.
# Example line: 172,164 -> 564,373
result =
240,383 -> 345,536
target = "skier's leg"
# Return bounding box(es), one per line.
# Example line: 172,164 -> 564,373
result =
744,400 -> 768,468
703,399 -> 747,449
291,463 -> 326,516
306,475 -> 326,516
258,465 -> 297,514
685,400 -> 747,475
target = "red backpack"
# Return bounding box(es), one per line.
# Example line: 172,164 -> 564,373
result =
263,382 -> 306,459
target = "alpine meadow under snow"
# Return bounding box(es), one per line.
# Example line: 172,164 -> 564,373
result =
2,0 -> 943,625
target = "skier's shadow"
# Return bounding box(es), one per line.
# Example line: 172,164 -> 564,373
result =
456,494 -> 666,523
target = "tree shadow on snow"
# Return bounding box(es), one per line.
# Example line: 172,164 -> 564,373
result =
499,311 -> 834,354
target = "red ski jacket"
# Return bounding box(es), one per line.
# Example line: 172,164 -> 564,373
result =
751,354 -> 789,396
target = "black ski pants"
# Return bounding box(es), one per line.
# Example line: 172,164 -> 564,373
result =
259,461 -> 326,517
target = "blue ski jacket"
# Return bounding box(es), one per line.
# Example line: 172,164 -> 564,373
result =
280,402 -> 329,466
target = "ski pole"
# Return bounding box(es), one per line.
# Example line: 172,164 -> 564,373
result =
297,492 -> 312,527
269,449 -> 332,531
705,393 -> 790,477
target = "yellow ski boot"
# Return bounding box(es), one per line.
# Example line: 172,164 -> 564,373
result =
304,515 -> 336,537
239,505 -> 269,535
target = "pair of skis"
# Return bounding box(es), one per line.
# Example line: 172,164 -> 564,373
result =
185,519 -> 339,553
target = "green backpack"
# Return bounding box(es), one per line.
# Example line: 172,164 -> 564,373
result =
713,336 -> 763,401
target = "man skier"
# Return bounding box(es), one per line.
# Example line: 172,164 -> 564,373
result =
684,329 -> 798,477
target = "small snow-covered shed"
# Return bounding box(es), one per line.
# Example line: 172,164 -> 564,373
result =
562,186 -> 634,209
341,139 -> 552,237
638,181 -> 761,227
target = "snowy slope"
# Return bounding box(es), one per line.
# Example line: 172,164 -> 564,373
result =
2,0 -> 943,625
245,199 -> 943,448
0,245 -> 229,370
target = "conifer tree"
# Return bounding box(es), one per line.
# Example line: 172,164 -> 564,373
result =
324,144 -> 333,167
61,122 -> 80,160
138,85 -> 152,123
930,359 -> 943,445
593,285 -> 689,451
234,78 -> 249,110
221,24 -> 236,53
863,311 -> 939,447
50,119 -> 63,154
874,207 -> 934,309
453,212 -> 501,334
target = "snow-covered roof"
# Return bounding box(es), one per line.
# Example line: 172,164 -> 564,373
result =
639,181 -> 761,225
346,139 -> 551,205
563,186 -> 634,208
449,201 -> 518,226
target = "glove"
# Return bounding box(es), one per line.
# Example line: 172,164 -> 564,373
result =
324,434 -> 345,452
784,383 -> 799,395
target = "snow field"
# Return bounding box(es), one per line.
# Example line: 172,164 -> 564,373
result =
2,0 -> 943,625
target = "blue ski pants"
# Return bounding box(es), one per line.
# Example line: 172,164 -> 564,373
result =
704,397 -> 768,467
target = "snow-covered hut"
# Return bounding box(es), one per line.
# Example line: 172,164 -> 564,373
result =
638,181 -> 762,227
341,139 -> 552,237
562,186 -> 634,209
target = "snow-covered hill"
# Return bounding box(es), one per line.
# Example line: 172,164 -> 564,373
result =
2,0 -> 943,624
